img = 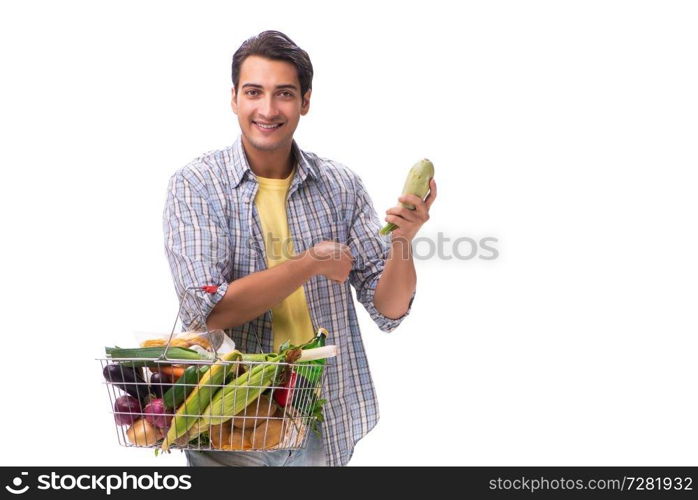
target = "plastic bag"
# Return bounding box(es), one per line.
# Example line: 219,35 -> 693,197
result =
133,329 -> 236,356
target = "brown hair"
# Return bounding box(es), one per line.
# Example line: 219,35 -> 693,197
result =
232,30 -> 314,100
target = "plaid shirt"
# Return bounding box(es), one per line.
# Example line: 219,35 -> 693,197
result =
163,135 -> 415,466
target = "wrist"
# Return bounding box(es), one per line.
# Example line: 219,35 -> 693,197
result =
297,248 -> 320,278
389,236 -> 413,260
391,235 -> 411,245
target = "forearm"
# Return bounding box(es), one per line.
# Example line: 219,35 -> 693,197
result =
206,251 -> 317,330
373,239 -> 417,319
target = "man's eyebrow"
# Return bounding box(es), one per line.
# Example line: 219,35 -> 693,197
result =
241,83 -> 299,91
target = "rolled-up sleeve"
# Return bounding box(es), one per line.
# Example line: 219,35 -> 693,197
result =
163,169 -> 231,330
348,175 -> 415,333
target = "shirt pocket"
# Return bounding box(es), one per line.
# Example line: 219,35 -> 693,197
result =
305,199 -> 347,246
317,220 -> 347,246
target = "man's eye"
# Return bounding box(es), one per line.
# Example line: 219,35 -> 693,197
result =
280,91 -> 294,97
245,90 -> 259,96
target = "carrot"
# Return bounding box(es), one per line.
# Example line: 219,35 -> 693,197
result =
149,365 -> 187,380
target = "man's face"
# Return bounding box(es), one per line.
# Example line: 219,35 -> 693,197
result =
232,55 -> 311,153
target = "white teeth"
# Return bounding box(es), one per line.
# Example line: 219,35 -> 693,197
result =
256,122 -> 281,129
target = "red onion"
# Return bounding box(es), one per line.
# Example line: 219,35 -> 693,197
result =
114,395 -> 142,426
144,398 -> 172,429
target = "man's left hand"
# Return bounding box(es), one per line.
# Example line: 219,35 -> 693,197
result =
384,178 -> 437,243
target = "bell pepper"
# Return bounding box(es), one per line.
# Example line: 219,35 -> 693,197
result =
273,371 -> 297,407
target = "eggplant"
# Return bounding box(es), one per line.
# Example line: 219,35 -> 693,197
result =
103,363 -> 148,402
149,372 -> 172,399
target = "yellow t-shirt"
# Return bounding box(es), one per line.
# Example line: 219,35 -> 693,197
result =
254,167 -> 315,352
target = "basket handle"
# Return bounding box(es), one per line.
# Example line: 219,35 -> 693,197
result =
161,285 -> 221,362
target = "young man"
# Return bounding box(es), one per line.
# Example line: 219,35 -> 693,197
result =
163,30 -> 437,466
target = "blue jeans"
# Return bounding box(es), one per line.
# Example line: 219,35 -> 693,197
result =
184,426 -> 327,466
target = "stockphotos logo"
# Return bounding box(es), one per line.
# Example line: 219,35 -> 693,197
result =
5,472 -> 29,495
3,471 -> 192,495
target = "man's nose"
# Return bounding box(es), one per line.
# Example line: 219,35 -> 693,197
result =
258,95 -> 277,119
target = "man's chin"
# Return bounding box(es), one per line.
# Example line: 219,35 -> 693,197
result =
243,133 -> 289,152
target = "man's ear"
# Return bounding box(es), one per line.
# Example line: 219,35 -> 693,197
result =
231,87 -> 238,115
300,89 -> 312,116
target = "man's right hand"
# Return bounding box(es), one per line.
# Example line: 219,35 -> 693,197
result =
307,241 -> 353,283
206,240 -> 353,331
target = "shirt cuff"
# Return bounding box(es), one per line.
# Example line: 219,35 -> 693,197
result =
360,274 -> 416,333
180,281 -> 229,331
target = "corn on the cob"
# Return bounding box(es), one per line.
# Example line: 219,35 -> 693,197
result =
191,353 -> 285,434
161,350 -> 241,451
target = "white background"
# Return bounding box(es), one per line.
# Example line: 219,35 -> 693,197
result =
1,0 -> 696,466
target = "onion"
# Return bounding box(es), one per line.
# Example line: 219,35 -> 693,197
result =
114,395 -> 142,426
126,418 -> 161,446
144,398 -> 171,429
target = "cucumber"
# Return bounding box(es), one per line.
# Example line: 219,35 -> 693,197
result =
163,364 -> 210,410
380,158 -> 434,235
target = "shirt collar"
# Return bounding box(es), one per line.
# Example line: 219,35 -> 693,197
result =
228,134 -> 318,189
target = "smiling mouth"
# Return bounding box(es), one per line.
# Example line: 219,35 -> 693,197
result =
253,121 -> 284,130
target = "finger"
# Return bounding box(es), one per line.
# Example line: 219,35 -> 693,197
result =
339,245 -> 354,261
400,194 -> 428,220
385,214 -> 417,227
398,194 -> 429,219
384,214 -> 401,225
386,206 -> 419,222
425,178 -> 437,210
337,251 -> 354,263
399,193 -> 425,209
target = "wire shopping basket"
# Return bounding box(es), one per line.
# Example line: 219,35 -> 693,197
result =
98,285 -> 333,454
